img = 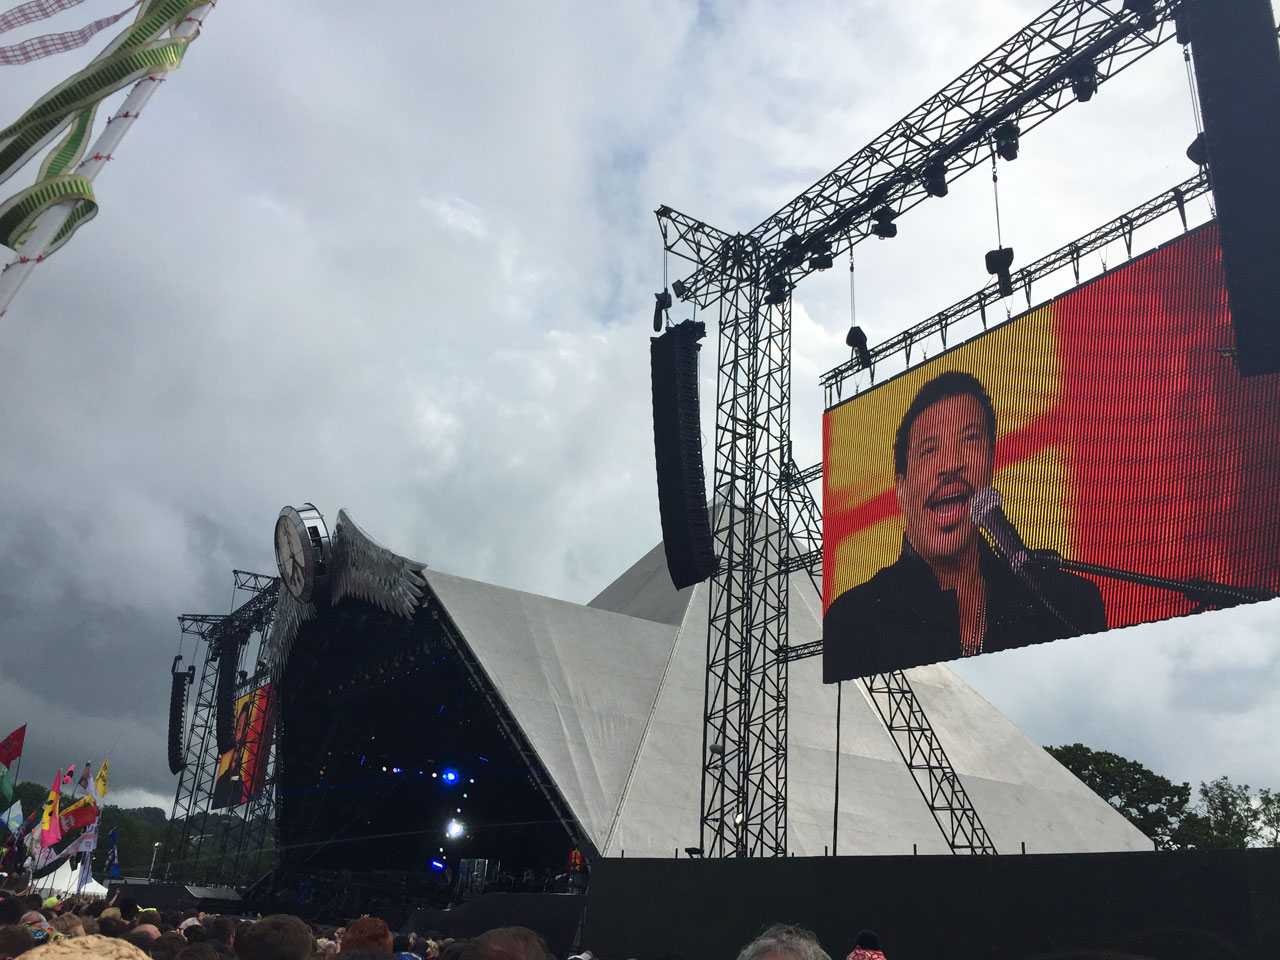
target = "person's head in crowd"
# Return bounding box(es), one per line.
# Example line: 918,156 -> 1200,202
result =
737,924 -> 832,960
100,910 -> 122,923
132,925 -> 161,942
183,925 -> 210,945
338,919 -> 391,955
152,933 -> 190,960
82,922 -> 101,937
0,923 -> 36,959
234,915 -> 314,960
0,901 -> 25,926
125,930 -> 157,956
313,939 -> 337,960
43,898 -> 61,912
99,918 -> 129,939
176,944 -> 221,960
468,927 -> 551,960
25,934 -> 150,960
209,919 -> 236,949
17,914 -> 43,927
336,952 -> 394,960
135,913 -> 163,931
84,904 -> 107,920
52,914 -> 87,939
390,937 -> 411,956
19,899 -> 40,914
847,930 -> 883,958
118,901 -> 140,925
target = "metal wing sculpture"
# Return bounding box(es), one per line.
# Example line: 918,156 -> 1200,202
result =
329,508 -> 427,619
263,587 -> 315,678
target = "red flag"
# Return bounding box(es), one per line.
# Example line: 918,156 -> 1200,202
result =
0,726 -> 25,768
58,796 -> 97,832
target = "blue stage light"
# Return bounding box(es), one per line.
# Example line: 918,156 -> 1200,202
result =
442,769 -> 459,783
430,860 -> 445,870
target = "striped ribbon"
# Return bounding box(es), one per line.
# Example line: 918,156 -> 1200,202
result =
0,1 -> 143,65
0,0 -> 203,253
0,0 -> 89,34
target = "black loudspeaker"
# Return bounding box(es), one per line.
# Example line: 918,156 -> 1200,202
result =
1187,0 -> 1280,376
651,320 -> 718,589
168,663 -> 191,775
215,634 -> 240,755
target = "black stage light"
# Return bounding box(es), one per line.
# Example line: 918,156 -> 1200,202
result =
1124,0 -> 1157,31
993,121 -> 1020,161
671,279 -> 687,299
807,239 -> 833,271
985,247 -> 1015,298
922,160 -> 948,197
1070,59 -> 1098,102
870,206 -> 898,239
1186,132 -> 1208,167
653,288 -> 673,332
846,325 -> 872,369
763,275 -> 790,305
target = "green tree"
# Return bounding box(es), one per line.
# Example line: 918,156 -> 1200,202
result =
1169,776 -> 1258,849
1257,788 -> 1280,847
1045,743 -> 1191,849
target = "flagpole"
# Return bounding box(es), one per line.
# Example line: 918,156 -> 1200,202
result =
0,1 -> 214,319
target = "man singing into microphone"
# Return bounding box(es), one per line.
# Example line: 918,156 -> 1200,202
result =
823,370 -> 1105,681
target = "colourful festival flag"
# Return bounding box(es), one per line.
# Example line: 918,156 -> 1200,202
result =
58,795 -> 97,832
0,761 -> 11,805
40,772 -> 62,846
62,764 -> 75,785
94,758 -> 109,798
1,801 -> 20,835
0,725 -> 24,767
67,821 -> 98,855
77,762 -> 91,792
105,828 -> 119,878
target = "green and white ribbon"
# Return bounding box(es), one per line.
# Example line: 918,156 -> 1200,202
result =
0,0 -> 204,253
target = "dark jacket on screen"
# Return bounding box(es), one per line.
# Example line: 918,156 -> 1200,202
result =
822,535 -> 1106,682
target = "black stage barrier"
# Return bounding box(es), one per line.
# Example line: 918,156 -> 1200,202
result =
585,849 -> 1280,960
402,893 -> 586,957
106,881 -> 245,916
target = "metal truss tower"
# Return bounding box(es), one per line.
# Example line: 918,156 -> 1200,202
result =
160,571 -> 280,885
658,0 -> 1181,857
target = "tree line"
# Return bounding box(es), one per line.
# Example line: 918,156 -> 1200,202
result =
1046,743 -> 1280,850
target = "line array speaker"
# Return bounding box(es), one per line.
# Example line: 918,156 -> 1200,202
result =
215,634 -> 241,755
651,319 -> 718,589
1188,0 -> 1280,376
168,661 -> 192,775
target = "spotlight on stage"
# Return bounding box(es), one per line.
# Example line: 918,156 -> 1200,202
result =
922,160 -> 948,198
1070,59 -> 1098,102
985,247 -> 1015,298
870,206 -> 898,239
430,859 -> 445,870
846,325 -> 872,369
993,121 -> 1020,161
442,769 -> 459,784
446,818 -> 465,839
763,275 -> 789,306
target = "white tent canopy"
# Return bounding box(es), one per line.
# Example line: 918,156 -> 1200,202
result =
31,860 -> 108,897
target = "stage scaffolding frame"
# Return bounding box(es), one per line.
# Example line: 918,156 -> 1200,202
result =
160,572 -> 280,885
657,0 -> 1182,857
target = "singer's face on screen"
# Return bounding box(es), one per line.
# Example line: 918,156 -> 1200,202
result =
896,392 -> 994,566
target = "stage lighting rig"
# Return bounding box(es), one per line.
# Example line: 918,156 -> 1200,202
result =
1124,0 -> 1157,31
807,239 -> 834,271
870,206 -> 898,239
763,275 -> 790,305
922,161 -> 948,198
1070,59 -> 1098,102
985,247 -> 1016,298
993,121 -> 1021,161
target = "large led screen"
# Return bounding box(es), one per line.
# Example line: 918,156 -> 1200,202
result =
212,683 -> 276,809
823,223 -> 1280,682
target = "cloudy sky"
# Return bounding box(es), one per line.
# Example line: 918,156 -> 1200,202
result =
1,0 -> 1276,815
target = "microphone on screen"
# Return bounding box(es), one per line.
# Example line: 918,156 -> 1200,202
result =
969,486 -> 1031,573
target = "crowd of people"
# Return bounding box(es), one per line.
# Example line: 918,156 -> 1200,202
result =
0,890 -> 887,960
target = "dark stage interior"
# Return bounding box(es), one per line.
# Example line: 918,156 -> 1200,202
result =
273,599 -> 574,916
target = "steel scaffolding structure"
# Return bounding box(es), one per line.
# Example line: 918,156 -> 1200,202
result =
657,0 -> 1181,857
160,572 -> 280,885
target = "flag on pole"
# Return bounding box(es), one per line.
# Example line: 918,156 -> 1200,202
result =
0,763 -> 11,805
94,758 -> 109,798
105,827 -> 119,879
68,821 -> 98,855
77,762 -> 92,792
58,795 -> 97,832
1,801 -> 20,835
62,764 -> 75,785
40,772 -> 62,846
0,726 -> 24,767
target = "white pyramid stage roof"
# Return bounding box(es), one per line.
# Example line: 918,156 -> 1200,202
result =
421,540 -> 1150,858
273,510 -> 1152,861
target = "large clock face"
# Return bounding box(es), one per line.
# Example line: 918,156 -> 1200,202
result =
274,513 -> 310,600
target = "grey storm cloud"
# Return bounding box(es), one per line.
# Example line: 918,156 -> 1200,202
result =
1,0 -> 1277,806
